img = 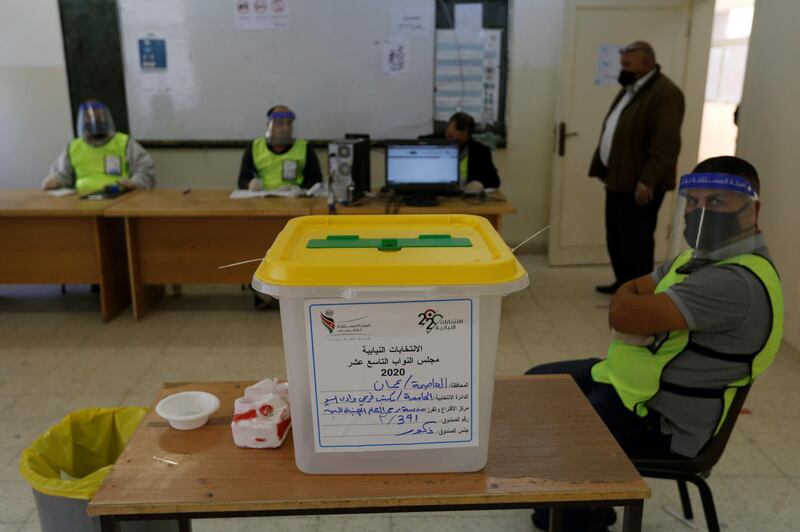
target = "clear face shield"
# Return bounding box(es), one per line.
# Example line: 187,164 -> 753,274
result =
674,172 -> 759,257
76,101 -> 116,144
265,110 -> 295,146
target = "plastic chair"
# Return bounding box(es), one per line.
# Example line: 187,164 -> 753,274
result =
633,385 -> 751,532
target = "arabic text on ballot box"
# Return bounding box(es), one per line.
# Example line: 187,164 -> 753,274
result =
307,298 -> 477,451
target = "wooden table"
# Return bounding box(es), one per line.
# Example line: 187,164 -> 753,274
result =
89,375 -> 649,531
104,190 -> 317,320
310,194 -> 516,230
0,189 -> 131,321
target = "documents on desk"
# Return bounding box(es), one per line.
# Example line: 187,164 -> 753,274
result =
47,188 -> 77,198
230,189 -> 300,199
230,183 -> 324,200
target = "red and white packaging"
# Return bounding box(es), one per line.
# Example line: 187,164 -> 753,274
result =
231,378 -> 291,448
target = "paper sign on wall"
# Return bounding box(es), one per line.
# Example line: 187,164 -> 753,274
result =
435,30 -> 502,124
382,37 -> 409,75
234,0 -> 289,31
454,3 -> 482,36
595,44 -> 623,86
306,298 -> 478,452
138,38 -> 167,70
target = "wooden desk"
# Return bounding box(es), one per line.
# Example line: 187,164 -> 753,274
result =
0,189 -> 131,321
310,194 -> 516,230
89,376 -> 649,532
104,190 -> 317,320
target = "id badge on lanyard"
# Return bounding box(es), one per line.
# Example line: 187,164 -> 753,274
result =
105,155 -> 122,176
282,160 -> 298,182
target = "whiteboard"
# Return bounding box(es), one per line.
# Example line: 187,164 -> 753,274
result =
118,0 -> 435,141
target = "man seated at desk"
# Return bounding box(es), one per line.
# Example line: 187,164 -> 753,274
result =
42,100 -> 156,194
237,105 -> 322,192
445,112 -> 501,193
527,156 -> 783,531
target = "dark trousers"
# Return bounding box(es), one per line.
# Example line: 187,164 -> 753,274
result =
526,358 -> 673,457
526,359 -> 674,531
605,190 -> 665,285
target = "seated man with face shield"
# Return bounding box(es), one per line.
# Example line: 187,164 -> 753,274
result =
42,100 -> 156,194
526,155 -> 783,531
237,105 -> 322,193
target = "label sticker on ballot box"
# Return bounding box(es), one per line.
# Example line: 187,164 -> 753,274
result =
306,298 -> 478,452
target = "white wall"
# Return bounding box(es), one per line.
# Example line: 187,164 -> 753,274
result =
737,1 -> 800,349
0,0 -> 72,188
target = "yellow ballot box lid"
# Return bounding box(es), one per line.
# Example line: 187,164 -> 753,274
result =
252,214 -> 528,294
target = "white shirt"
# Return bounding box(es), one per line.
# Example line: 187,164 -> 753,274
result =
599,68 -> 657,166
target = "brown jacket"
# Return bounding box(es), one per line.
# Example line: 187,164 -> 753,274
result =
589,66 -> 685,193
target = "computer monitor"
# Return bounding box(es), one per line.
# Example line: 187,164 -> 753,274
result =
385,140 -> 460,204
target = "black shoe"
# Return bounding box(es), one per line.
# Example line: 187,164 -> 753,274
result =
595,282 -> 620,294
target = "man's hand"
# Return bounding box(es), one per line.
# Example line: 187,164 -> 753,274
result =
41,175 -> 61,190
609,275 -> 687,335
611,328 -> 655,347
635,182 -> 654,205
248,178 -> 264,192
118,178 -> 136,190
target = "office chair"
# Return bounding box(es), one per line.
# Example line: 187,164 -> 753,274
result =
633,385 -> 752,532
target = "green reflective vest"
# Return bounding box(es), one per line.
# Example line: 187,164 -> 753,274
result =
591,248 -> 783,434
459,155 -> 468,182
68,133 -> 130,194
251,138 -> 307,190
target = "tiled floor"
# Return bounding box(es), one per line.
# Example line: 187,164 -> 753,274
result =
1,254 -> 798,531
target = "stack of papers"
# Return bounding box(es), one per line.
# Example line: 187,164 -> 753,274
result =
229,189 -> 301,200
47,188 -> 76,198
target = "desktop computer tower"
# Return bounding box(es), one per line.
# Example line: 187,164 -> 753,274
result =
328,135 -> 370,203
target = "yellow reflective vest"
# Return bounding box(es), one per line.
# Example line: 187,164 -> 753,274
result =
591,249 -> 783,434
251,138 -> 307,190
68,133 -> 129,194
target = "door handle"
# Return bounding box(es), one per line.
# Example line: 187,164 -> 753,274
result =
557,122 -> 579,157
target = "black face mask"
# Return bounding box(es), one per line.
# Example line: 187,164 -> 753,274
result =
617,70 -> 637,86
683,203 -> 753,250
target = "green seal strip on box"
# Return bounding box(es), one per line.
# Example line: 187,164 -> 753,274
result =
307,234 -> 472,252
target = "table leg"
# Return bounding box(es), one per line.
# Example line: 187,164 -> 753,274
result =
622,500 -> 644,532
548,507 -> 563,532
99,516 -> 119,532
94,217 -> 130,321
124,217 -> 164,320
178,518 -> 193,532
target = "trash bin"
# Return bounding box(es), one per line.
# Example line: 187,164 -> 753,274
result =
252,214 -> 529,474
19,407 -> 179,532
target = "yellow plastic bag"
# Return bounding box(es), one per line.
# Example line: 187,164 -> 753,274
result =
19,407 -> 147,500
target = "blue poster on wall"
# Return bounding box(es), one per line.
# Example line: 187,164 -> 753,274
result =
139,38 -> 167,70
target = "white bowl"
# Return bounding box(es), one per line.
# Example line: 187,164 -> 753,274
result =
155,391 -> 220,430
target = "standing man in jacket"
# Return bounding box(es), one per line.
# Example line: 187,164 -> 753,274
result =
590,41 -> 685,294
